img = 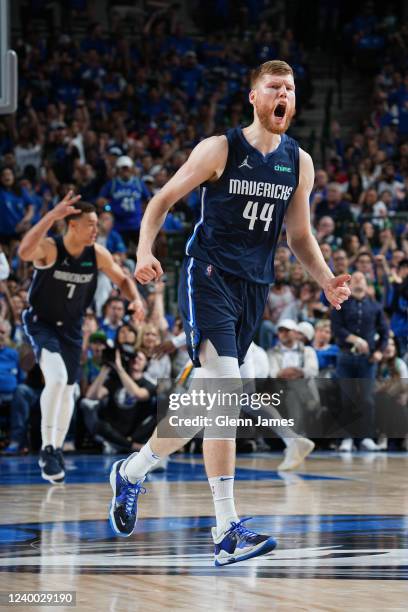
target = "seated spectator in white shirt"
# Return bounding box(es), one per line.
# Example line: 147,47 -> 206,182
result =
268,319 -> 318,379
267,319 -> 320,437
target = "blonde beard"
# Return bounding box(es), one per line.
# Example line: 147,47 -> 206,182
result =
255,102 -> 295,134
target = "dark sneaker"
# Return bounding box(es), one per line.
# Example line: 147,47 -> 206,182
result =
38,445 -> 65,483
212,517 -> 277,566
55,447 -> 65,473
54,448 -> 66,482
109,459 -> 146,537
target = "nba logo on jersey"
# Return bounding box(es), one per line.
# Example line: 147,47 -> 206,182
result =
206,265 -> 213,277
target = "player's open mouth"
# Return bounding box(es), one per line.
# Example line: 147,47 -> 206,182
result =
274,103 -> 286,118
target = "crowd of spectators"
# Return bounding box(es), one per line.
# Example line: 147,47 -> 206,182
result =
256,3 -> 408,450
0,2 -> 407,456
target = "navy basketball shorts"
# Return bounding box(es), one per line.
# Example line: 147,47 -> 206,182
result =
22,310 -> 81,385
178,257 -> 269,367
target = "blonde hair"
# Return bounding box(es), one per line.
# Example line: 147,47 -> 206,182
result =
0,317 -> 11,336
289,262 -> 307,282
250,60 -> 294,88
136,322 -> 161,350
315,320 -> 331,330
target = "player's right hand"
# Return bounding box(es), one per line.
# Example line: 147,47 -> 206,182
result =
51,190 -> 82,220
135,254 -> 164,284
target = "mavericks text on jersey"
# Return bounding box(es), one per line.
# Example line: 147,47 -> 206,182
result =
186,127 -> 299,283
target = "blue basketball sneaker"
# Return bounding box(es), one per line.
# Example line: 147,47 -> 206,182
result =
212,517 -> 277,566
109,459 -> 146,537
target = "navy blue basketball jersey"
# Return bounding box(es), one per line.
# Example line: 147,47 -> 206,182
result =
28,236 -> 98,327
185,127 -> 300,284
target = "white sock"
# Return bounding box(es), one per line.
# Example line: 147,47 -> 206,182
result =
39,350 -> 68,449
121,441 -> 161,483
54,384 -> 76,449
208,475 -> 239,535
282,437 -> 295,448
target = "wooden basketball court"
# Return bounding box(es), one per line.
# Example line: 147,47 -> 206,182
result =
0,452 -> 407,611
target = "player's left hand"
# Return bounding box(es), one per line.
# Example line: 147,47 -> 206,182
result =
51,190 -> 82,220
323,274 -> 351,310
127,296 -> 145,322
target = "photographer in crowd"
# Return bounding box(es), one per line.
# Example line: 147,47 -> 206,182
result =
80,330 -> 106,394
80,342 -> 157,454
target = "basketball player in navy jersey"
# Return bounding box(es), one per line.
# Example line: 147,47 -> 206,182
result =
109,60 -> 351,566
18,192 -> 144,483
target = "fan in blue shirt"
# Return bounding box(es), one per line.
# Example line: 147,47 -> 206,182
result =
0,168 -> 34,238
98,156 -> 150,242
0,321 -> 23,397
97,210 -> 127,256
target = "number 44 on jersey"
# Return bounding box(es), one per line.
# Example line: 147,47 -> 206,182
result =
243,201 -> 275,231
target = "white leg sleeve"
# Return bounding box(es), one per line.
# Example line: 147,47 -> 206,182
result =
199,341 -> 241,440
151,341 -> 242,446
54,384 -> 76,449
239,354 -> 255,380
39,349 -> 68,448
199,340 -> 241,378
